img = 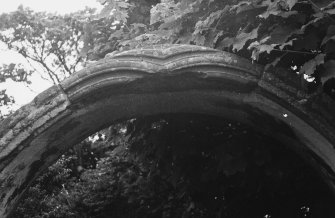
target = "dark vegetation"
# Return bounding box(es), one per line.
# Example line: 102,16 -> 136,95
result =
0,0 -> 335,217
13,115 -> 335,218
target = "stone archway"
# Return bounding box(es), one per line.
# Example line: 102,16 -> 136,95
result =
0,44 -> 335,217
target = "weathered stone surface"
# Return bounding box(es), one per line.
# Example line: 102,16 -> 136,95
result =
0,44 -> 335,217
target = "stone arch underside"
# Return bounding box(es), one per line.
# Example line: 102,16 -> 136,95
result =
0,44 -> 335,217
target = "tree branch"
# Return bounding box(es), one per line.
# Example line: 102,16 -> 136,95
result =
272,48 -> 318,55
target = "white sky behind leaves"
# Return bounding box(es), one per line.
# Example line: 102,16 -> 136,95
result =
0,0 -> 101,112
0,0 -> 100,14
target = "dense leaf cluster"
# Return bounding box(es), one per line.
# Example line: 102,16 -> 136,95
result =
13,116 -> 335,218
0,6 -> 95,83
90,0 -> 335,96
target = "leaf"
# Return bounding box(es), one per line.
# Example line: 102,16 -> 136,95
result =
321,25 -> 335,45
276,10 -> 298,18
259,0 -> 297,18
222,25 -> 259,52
321,60 -> 335,84
99,3 -> 114,18
249,43 -> 275,60
265,55 -> 283,71
235,26 -> 260,51
219,37 -> 235,49
113,10 -> 129,23
267,25 -> 301,44
248,36 -> 274,55
193,9 -> 226,36
279,39 -> 294,50
299,54 -> 326,76
300,12 -> 324,33
150,1 -> 180,25
213,30 -> 224,47
286,0 -> 298,10
192,8 -> 230,47
0,90 -> 14,106
294,31 -> 321,51
260,0 -> 282,18
245,25 -> 298,60
180,0 -> 202,11
98,0 -> 130,21
193,34 -> 206,46
230,1 -> 265,14
117,1 -> 130,9
324,40 -> 335,53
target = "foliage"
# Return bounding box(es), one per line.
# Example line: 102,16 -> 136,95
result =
3,1 -> 335,217
97,0 -> 131,22
1,0 -> 335,108
0,63 -> 32,111
13,140 -> 99,218
13,154 -> 76,218
125,115 -> 335,218
14,116 -> 335,217
0,90 -> 14,107
0,63 -> 31,83
0,3 -> 134,109
89,0 -> 335,97
0,6 -> 97,84
0,5 -> 118,110
3,0 -> 335,109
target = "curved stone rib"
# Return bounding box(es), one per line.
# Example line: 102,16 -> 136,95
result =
63,45 -> 262,96
0,44 -> 334,217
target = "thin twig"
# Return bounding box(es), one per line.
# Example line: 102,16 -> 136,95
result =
123,23 -> 131,32
24,58 -> 50,82
37,58 -> 61,84
23,82 -> 38,93
272,48 -> 318,55
54,51 -> 71,75
70,57 -> 82,73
